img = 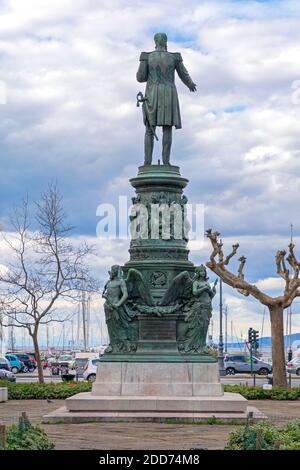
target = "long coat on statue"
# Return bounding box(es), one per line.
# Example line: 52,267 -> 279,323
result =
136,50 -> 194,129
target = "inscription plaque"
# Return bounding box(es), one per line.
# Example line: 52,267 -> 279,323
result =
140,319 -> 176,341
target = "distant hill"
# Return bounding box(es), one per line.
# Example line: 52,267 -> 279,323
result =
226,332 -> 300,349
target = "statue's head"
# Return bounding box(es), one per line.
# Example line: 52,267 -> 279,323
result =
109,265 -> 121,279
195,265 -> 208,280
154,32 -> 168,50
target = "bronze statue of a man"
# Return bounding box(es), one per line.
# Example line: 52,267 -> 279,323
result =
137,32 -> 196,165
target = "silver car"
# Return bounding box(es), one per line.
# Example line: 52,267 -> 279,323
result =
286,357 -> 300,376
0,368 -> 16,382
224,354 -> 272,375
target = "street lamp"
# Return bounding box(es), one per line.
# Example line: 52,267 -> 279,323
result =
218,277 -> 225,376
224,305 -> 228,354
288,306 -> 293,362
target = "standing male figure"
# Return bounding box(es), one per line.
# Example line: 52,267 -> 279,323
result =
137,32 -> 196,165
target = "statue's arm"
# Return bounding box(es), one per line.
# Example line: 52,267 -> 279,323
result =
102,282 -> 108,298
193,286 -> 208,296
115,280 -> 128,307
136,52 -> 148,83
175,53 -> 196,92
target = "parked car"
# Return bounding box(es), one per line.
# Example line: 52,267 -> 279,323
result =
75,358 -> 88,378
47,357 -> 57,366
224,355 -> 272,375
0,368 -> 16,383
83,358 -> 101,382
57,355 -> 76,369
0,355 -> 10,371
13,353 -> 36,373
5,354 -> 23,374
286,357 -> 300,376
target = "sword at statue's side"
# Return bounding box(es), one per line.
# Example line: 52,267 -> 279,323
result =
136,91 -> 159,141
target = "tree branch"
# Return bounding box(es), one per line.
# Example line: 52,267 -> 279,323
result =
206,229 -> 274,305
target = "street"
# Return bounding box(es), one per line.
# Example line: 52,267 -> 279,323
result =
13,369 -> 300,387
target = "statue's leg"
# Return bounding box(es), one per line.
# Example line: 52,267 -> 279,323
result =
144,123 -> 155,165
162,125 -> 172,165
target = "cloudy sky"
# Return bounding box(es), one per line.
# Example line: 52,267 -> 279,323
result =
1,0 -> 300,347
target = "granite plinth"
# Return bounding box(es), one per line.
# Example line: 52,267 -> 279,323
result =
45,362 -> 249,422
91,361 -> 223,397
66,392 -> 246,413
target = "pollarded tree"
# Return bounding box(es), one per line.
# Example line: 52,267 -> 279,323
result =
0,185 -> 96,383
206,229 -> 300,388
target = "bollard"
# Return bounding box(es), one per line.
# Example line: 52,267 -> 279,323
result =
256,429 -> 263,450
19,411 -> 29,431
0,425 -> 6,449
0,388 -> 8,402
247,411 -> 254,426
274,440 -> 281,450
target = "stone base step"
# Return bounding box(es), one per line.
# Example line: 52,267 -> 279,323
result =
65,392 -> 247,413
43,405 -> 263,424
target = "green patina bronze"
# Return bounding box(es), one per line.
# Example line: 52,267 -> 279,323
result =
102,167 -> 217,362
101,34 -> 216,363
136,32 -> 196,165
178,266 -> 218,354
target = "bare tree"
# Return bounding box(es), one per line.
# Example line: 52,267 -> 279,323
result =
206,229 -> 300,388
0,185 -> 96,383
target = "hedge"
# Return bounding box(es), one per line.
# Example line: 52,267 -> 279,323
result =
1,381 -> 299,401
224,384 -> 300,400
225,420 -> 300,450
0,380 -> 92,400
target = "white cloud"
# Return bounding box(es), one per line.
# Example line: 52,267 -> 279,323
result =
255,277 -> 285,292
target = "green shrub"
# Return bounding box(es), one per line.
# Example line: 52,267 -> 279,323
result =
224,384 -> 300,400
1,415 -> 55,450
0,380 -> 92,400
206,415 -> 218,425
225,420 -> 300,450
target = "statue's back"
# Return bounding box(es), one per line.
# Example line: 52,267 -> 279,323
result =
147,51 -> 177,85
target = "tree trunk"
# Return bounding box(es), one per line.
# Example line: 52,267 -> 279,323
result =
269,305 -> 287,388
31,331 -> 44,384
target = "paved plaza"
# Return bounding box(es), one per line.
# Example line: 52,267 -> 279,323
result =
1,399 -> 300,450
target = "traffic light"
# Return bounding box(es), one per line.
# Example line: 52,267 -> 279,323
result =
248,328 -> 254,344
248,328 -> 259,349
253,330 -> 259,351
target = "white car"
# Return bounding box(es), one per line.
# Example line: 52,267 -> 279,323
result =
287,356 -> 300,375
0,368 -> 16,383
56,355 -> 76,369
83,357 -> 101,382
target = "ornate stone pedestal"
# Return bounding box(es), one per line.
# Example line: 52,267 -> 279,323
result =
44,165 -> 254,423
